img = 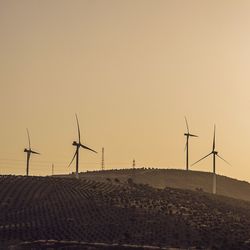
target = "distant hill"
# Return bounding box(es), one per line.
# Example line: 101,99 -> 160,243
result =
1,175 -> 250,249
78,168 -> 250,202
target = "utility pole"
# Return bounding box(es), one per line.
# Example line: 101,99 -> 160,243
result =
101,147 -> 105,171
133,159 -> 135,169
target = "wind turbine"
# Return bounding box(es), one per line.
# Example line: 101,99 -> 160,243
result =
184,117 -> 198,171
68,114 -> 97,179
192,125 -> 230,194
24,129 -> 40,176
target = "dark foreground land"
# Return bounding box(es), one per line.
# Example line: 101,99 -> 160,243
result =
1,175 -> 250,249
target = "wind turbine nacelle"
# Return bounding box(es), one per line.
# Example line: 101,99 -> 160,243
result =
184,133 -> 189,136
72,141 -> 78,146
214,151 -> 218,155
24,148 -> 28,152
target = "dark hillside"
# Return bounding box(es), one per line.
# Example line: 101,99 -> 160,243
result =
1,175 -> 250,249
80,168 -> 250,202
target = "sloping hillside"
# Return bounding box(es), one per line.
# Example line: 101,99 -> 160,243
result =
1,175 -> 250,249
79,168 -> 250,201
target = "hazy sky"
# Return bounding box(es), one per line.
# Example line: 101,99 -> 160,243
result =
1,0 -> 250,181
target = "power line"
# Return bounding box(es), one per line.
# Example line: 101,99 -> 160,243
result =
0,158 -> 138,166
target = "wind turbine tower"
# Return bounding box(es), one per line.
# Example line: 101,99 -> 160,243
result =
24,129 -> 40,176
68,114 -> 97,179
192,125 -> 230,194
184,117 -> 198,171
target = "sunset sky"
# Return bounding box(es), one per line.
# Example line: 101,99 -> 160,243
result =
1,0 -> 250,181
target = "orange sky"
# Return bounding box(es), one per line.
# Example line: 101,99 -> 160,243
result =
1,0 -> 250,181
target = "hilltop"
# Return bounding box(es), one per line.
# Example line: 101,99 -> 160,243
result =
76,168 -> 250,202
1,175 -> 250,249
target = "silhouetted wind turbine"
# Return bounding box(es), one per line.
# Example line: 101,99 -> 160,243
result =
184,117 -> 198,171
24,129 -> 40,176
192,125 -> 230,194
68,114 -> 97,179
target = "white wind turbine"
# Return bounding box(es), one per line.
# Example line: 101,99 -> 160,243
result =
192,125 -> 230,194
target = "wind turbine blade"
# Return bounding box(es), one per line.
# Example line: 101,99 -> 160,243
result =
192,152 -> 212,166
213,125 -> 216,151
68,150 -> 77,167
26,128 -> 31,149
185,116 -> 189,133
189,134 -> 198,137
30,150 -> 40,155
80,144 -> 98,153
217,154 -> 231,166
75,114 -> 81,143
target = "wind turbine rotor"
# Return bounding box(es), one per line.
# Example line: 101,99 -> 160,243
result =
213,125 -> 216,151
192,152 -> 213,166
26,128 -> 31,149
217,154 -> 231,166
68,150 -> 77,168
184,117 -> 198,138
24,129 -> 40,176
75,114 -> 81,143
80,143 -> 98,153
69,114 -> 98,179
185,116 -> 189,133
30,150 -> 40,155
189,133 -> 198,137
